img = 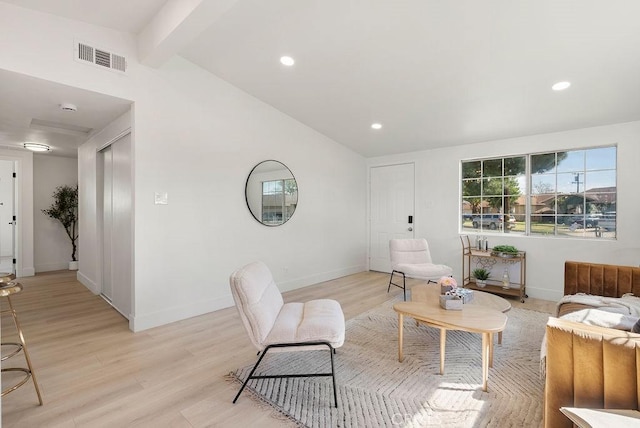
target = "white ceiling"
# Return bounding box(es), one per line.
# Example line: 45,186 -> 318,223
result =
1,0 -> 168,33
4,0 -> 640,158
0,69 -> 132,158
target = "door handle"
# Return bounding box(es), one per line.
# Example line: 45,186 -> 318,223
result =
408,227 -> 413,231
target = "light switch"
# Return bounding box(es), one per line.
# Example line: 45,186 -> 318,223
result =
154,192 -> 168,205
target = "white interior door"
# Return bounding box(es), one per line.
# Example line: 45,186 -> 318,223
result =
369,163 -> 415,272
0,160 -> 15,273
100,133 -> 132,319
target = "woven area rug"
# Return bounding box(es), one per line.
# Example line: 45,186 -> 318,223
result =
230,297 -> 551,427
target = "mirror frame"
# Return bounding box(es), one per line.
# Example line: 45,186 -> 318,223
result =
245,160 -> 298,227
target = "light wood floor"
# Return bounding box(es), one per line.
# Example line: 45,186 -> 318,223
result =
1,270 -> 555,427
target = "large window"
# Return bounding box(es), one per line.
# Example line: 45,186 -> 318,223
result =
461,146 -> 616,239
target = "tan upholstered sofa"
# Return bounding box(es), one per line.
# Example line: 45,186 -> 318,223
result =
544,261 -> 640,428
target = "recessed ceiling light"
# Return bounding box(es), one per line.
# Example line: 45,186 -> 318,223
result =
23,142 -> 50,152
371,123 -> 382,130
280,56 -> 295,66
552,81 -> 571,91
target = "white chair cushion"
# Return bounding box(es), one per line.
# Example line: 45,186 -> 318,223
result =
266,299 -> 345,349
395,262 -> 453,280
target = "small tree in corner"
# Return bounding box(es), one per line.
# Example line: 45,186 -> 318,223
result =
42,185 -> 79,262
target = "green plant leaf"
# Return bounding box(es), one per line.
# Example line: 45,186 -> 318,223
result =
42,185 -> 78,261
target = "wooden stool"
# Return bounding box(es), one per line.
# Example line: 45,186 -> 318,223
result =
0,272 -> 15,283
1,280 -> 43,405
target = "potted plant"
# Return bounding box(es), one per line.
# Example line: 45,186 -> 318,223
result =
42,185 -> 79,270
491,244 -> 519,258
472,268 -> 490,287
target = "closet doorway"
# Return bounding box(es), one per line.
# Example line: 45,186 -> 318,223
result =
99,132 -> 132,318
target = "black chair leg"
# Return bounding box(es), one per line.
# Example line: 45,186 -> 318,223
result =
329,345 -> 337,408
403,275 -> 406,301
233,348 -> 269,403
388,270 -> 407,301
233,341 -> 339,407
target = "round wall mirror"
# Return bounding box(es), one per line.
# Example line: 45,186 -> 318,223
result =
245,160 -> 298,226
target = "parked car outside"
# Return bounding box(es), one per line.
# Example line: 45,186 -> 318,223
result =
563,216 -> 600,228
472,214 -> 515,230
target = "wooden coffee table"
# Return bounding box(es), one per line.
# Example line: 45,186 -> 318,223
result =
412,283 -> 511,343
411,283 -> 512,312
393,285 -> 508,392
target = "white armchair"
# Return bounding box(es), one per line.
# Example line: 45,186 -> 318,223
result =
388,238 -> 453,300
229,261 -> 345,407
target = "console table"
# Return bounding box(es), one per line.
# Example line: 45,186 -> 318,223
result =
460,235 -> 527,303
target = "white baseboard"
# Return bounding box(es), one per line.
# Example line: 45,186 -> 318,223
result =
35,262 -> 70,273
524,286 -> 563,303
131,294 -> 235,332
18,266 -> 35,277
278,264 -> 367,292
77,270 -> 100,294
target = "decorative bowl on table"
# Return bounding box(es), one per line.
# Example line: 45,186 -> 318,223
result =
491,251 -> 517,258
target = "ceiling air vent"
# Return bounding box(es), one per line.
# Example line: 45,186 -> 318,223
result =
78,43 -> 93,62
75,41 -> 127,73
111,54 -> 126,72
95,48 -> 111,68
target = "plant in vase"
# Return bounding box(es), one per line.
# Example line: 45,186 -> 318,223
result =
472,268 -> 490,288
42,185 -> 79,270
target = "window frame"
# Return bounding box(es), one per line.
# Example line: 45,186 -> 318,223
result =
460,145 -> 617,240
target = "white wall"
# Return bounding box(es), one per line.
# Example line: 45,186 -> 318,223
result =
368,121 -> 640,302
0,4 -> 367,331
33,155 -> 78,272
131,57 -> 367,331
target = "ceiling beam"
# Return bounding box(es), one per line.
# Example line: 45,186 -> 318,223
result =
137,0 -> 239,68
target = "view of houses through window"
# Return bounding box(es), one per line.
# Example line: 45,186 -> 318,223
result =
461,146 -> 616,239
262,178 -> 298,225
